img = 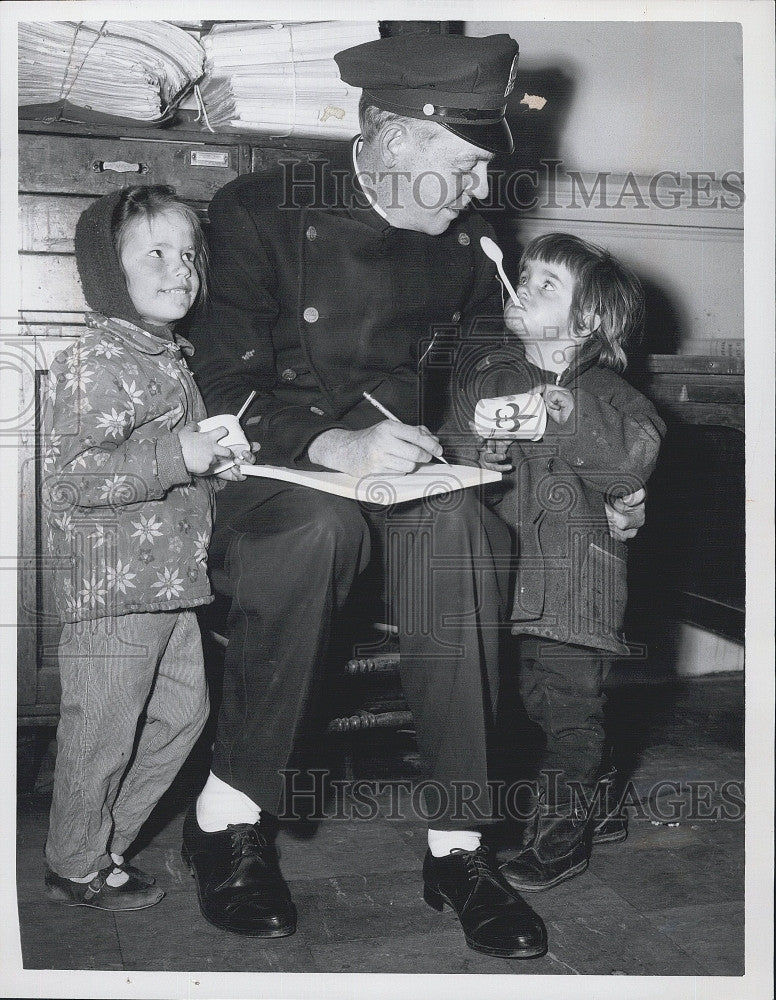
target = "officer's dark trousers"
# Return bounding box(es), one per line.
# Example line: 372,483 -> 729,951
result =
208,478 -> 511,829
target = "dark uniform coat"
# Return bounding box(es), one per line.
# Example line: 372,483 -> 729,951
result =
441,343 -> 666,655
186,140 -> 503,463
183,143 -> 511,819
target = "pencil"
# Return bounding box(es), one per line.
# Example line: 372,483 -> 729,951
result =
362,391 -> 449,465
362,391 -> 398,422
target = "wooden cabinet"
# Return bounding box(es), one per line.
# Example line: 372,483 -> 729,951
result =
628,355 -> 745,643
19,133 -> 245,200
17,336 -> 75,721
19,124 -> 247,325
16,119 -> 342,725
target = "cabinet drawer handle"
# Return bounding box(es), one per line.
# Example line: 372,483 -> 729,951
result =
91,160 -> 148,174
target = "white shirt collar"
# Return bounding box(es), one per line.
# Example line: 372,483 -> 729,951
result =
353,136 -> 389,222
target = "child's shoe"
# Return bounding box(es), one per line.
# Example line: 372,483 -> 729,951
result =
44,866 -> 164,910
500,802 -> 594,892
112,860 -> 158,885
591,811 -> 628,844
590,767 -> 629,844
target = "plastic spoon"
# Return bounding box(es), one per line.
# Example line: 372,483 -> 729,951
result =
479,236 -> 521,308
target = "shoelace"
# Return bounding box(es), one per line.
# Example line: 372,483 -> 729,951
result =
449,847 -> 493,883
227,824 -> 269,862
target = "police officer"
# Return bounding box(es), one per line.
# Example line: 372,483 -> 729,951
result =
182,32 -> 642,959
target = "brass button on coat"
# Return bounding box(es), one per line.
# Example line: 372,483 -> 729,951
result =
306,225 -> 317,241
458,232 -> 470,246
303,307 -> 319,323
281,369 -> 297,381
452,311 -> 461,322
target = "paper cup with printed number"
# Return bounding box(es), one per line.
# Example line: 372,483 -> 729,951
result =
197,414 -> 250,473
474,392 -> 548,442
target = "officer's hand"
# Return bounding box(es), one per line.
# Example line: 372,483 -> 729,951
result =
605,488 -> 646,541
307,422 -> 443,476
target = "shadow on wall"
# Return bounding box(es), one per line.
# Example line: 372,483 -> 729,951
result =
480,66 -> 577,276
480,65 -> 688,354
637,278 -> 683,357
507,67 -> 576,174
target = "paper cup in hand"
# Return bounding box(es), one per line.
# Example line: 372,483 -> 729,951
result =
474,392 -> 548,442
197,414 -> 250,473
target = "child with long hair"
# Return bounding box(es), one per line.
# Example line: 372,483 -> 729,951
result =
444,232 -> 666,892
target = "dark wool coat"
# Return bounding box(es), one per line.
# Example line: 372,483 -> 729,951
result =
185,140 -> 504,466
441,342 -> 666,654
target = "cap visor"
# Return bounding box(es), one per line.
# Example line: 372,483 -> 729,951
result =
441,118 -> 513,155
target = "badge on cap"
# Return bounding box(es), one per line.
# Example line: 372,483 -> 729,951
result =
504,55 -> 518,98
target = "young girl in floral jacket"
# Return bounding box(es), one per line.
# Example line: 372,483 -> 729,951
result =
42,185 -> 250,911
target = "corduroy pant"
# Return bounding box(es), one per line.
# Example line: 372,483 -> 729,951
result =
46,610 -> 209,878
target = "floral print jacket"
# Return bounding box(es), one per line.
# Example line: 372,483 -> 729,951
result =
42,313 -> 217,622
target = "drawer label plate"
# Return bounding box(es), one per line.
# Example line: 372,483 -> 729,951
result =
190,150 -> 230,168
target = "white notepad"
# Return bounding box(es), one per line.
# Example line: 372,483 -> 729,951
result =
237,462 -> 502,504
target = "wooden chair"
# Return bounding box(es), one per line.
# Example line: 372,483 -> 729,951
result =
199,567 -> 413,761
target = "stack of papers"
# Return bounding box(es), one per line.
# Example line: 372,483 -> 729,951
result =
18,21 -> 205,122
200,20 -> 380,138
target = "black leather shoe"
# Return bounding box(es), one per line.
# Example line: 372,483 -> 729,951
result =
423,847 -> 547,958
181,805 -> 296,937
500,806 -> 593,892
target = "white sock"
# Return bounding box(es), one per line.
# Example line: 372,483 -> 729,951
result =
196,771 -> 262,831
69,871 -> 98,884
106,868 -> 129,887
67,855 -> 128,886
427,829 -> 482,857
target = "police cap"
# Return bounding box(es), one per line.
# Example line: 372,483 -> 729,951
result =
334,33 -> 519,155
